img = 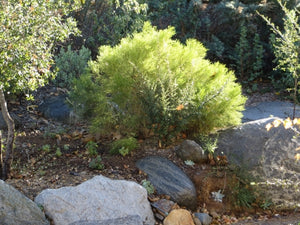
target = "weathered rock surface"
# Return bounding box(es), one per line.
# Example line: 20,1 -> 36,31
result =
215,117 -> 300,209
136,156 -> 197,210
38,94 -> 73,122
0,180 -> 49,225
163,209 -> 195,225
152,199 -> 176,221
193,213 -> 212,225
176,139 -> 207,163
69,215 -> 143,225
35,175 -> 155,225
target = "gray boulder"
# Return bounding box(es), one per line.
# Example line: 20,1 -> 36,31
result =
38,95 -> 73,123
215,117 -> 300,209
35,175 -> 155,225
136,156 -> 197,210
176,139 -> 207,163
0,180 -> 49,225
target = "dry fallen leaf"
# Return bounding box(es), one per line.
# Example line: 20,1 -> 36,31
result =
295,153 -> 300,161
265,123 -> 273,131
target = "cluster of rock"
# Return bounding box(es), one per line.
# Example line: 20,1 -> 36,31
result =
0,156 -> 212,225
1,99 -> 300,224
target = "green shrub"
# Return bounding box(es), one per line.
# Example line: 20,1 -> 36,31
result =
69,71 -> 100,119
232,22 -> 265,88
71,23 -> 246,144
109,137 -> 138,156
53,45 -> 91,88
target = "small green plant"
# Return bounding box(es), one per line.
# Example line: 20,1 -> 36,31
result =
63,144 -> 70,151
260,199 -> 272,210
118,147 -> 130,157
89,156 -> 104,170
197,135 -> 218,155
234,186 -> 256,208
230,166 -> 258,208
141,179 -> 155,195
85,141 -> 98,156
43,126 -> 66,139
39,170 -> 46,176
41,144 -> 51,153
109,137 -> 138,156
55,148 -> 62,157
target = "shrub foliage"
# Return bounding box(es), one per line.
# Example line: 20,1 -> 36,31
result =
53,45 -> 91,89
71,23 -> 246,144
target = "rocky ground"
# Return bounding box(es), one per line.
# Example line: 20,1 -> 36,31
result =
2,84 -> 300,224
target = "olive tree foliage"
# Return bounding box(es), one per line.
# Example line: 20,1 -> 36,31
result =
258,0 -> 300,117
0,0 -> 80,180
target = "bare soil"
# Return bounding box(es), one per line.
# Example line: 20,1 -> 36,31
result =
3,84 -> 300,224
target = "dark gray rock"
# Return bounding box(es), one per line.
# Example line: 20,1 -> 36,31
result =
69,215 -> 143,225
176,139 -> 207,163
0,112 -> 22,129
0,180 -> 49,225
193,213 -> 212,225
136,156 -> 197,210
215,117 -> 300,209
38,95 -> 72,122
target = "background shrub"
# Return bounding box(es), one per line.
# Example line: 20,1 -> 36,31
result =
71,23 -> 246,144
53,45 -> 91,89
72,0 -> 147,58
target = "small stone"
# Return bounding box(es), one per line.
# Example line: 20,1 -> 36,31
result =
152,199 -> 175,215
176,140 -> 207,163
164,209 -> 195,225
193,217 -> 202,225
193,213 -> 212,225
209,210 -> 219,219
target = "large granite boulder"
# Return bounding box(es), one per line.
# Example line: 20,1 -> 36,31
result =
215,117 -> 300,209
0,180 -> 49,225
69,215 -> 143,225
136,156 -> 197,210
35,175 -> 155,225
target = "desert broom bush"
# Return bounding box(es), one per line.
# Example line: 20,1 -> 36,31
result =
71,22 -> 246,145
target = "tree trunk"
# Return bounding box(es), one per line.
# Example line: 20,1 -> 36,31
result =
0,88 -> 15,180
0,130 -> 2,178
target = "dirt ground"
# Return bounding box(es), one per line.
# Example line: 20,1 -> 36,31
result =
3,84 -> 300,224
